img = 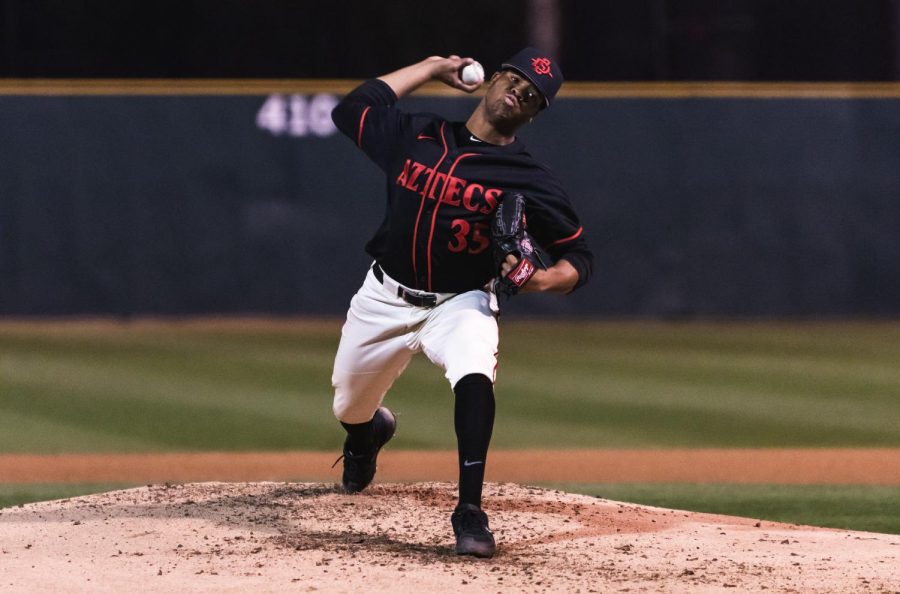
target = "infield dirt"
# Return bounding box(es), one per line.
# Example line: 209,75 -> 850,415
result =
1,481 -> 898,593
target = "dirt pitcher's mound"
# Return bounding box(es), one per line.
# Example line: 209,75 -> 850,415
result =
1,483 -> 897,593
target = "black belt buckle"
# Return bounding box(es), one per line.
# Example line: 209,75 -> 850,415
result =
399,289 -> 437,308
372,263 -> 438,307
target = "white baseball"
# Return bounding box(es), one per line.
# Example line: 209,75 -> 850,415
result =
460,61 -> 484,85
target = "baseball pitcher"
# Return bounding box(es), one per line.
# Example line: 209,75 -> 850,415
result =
329,48 -> 593,558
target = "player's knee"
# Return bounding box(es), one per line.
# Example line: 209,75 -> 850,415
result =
332,391 -> 362,423
332,390 -> 382,424
331,372 -> 358,421
332,395 -> 349,422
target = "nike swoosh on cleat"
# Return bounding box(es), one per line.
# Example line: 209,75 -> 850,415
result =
463,460 -> 483,467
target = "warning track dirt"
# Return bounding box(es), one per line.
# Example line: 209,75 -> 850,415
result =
1,448 -> 898,484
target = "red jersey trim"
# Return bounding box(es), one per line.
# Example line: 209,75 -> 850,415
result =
546,226 -> 584,248
426,152 -> 477,291
411,122 -> 448,287
547,227 -> 584,247
356,106 -> 371,148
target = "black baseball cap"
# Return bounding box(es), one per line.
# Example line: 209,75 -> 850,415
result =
500,47 -> 564,108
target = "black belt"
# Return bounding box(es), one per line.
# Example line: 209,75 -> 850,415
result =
372,263 -> 438,307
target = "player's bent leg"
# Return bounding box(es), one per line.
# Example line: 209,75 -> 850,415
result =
331,270 -> 417,492
332,346 -> 411,424
332,322 -> 411,493
332,339 -> 407,493
331,273 -> 418,424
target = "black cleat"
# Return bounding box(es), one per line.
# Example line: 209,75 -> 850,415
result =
340,407 -> 396,493
451,503 -> 496,558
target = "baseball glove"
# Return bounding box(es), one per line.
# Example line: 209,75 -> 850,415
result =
492,192 -> 549,297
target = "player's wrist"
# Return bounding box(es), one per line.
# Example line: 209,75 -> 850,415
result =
422,56 -> 451,78
525,264 -> 578,294
524,269 -> 548,292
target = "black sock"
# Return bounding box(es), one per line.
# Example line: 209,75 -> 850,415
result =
454,373 -> 495,508
341,417 -> 376,455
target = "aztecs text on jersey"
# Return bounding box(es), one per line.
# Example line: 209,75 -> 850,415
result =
332,79 -> 592,294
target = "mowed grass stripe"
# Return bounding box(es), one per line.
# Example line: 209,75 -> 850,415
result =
501,320 -> 900,357
4,352 -> 330,419
2,380 -> 337,451
493,322 -> 900,447
0,408 -> 158,453
1,320 -> 898,452
543,346 -> 900,399
503,322 -> 900,399
495,368 -> 898,446
378,356 -> 869,449
1,327 -> 341,451
0,483 -> 136,509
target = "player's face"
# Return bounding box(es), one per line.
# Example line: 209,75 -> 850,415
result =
484,70 -> 543,127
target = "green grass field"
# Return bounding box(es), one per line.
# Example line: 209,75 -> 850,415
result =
1,319 -> 899,532
2,319 -> 898,451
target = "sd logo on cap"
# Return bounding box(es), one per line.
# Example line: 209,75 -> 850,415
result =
500,47 -> 564,109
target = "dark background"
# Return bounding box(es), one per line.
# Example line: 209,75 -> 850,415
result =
2,94 -> 898,317
2,1 -> 899,318
1,0 -> 898,81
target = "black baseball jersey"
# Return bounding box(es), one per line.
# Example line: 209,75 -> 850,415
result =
332,78 -> 593,294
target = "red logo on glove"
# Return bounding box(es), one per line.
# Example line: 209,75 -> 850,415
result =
509,259 -> 535,286
531,57 -> 553,77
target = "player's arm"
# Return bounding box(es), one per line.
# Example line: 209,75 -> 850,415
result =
378,55 -> 482,98
519,234 -> 593,294
332,55 -> 481,170
500,256 -> 581,294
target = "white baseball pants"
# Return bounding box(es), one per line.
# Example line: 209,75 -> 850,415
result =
332,265 -> 499,424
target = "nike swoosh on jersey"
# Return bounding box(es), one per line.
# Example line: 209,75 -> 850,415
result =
469,135 -> 484,143
463,460 -> 484,467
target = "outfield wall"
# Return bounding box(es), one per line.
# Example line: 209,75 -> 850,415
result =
1,83 -> 898,316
